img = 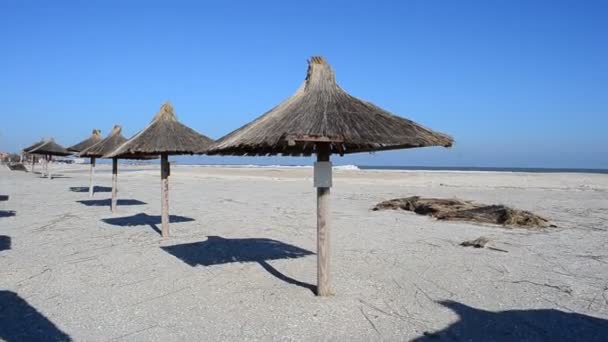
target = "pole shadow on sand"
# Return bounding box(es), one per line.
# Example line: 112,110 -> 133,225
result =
69,186 -> 111,193
414,300 -> 608,341
77,199 -> 147,207
0,290 -> 71,341
39,175 -> 71,179
0,236 -> 10,252
101,213 -> 194,235
162,236 -> 316,293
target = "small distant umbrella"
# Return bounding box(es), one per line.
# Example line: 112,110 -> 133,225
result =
22,140 -> 47,172
105,102 -> 214,237
79,125 -> 127,212
68,129 -> 103,197
207,56 -> 454,296
28,139 -> 72,179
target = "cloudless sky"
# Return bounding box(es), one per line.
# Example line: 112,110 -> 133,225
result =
1,0 -> 606,168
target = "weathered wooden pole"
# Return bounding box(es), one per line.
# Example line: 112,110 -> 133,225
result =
315,142 -> 332,296
89,157 -> 96,197
160,153 -> 170,238
31,156 -> 35,172
47,155 -> 52,179
111,158 -> 118,212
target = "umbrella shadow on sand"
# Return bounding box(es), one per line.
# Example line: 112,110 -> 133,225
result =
77,199 -> 147,207
102,213 -> 194,235
69,186 -> 111,193
0,236 -> 10,252
0,290 -> 71,341
0,211 -> 16,218
162,236 -> 316,293
414,300 -> 608,341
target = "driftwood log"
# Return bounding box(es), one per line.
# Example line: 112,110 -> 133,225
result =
373,196 -> 555,229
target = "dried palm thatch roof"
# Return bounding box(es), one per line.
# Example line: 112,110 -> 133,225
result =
206,56 -> 454,156
23,140 -> 47,153
79,125 -> 127,158
68,129 -> 103,152
29,139 -> 72,156
105,102 -> 214,158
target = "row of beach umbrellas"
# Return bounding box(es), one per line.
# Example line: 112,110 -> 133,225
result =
20,56 -> 453,296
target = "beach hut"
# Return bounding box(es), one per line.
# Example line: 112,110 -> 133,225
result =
22,140 -> 47,172
105,102 -> 214,237
68,129 -> 103,197
79,126 -> 127,212
206,56 -> 453,296
29,139 -> 72,179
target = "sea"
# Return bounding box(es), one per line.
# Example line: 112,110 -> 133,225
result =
174,163 -> 608,175
87,158 -> 608,175
356,165 -> 608,174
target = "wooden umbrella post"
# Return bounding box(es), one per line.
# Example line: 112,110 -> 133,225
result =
31,156 -> 35,172
111,158 -> 118,212
160,153 -> 170,238
89,157 -> 96,197
315,142 -> 332,296
47,156 -> 52,179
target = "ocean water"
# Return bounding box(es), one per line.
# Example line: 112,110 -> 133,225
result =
87,159 -> 608,175
175,163 -> 608,175
356,165 -> 608,174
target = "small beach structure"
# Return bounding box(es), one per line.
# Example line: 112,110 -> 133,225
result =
105,102 -> 214,237
68,129 -> 103,197
28,139 -> 72,179
79,126 -> 127,212
206,56 -> 453,296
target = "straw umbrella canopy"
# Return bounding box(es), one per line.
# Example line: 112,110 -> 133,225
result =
29,139 -> 72,179
68,129 -> 103,197
79,125 -> 127,212
105,102 -> 214,237
23,140 -> 46,153
67,129 -> 103,152
29,140 -> 72,156
206,56 -> 454,296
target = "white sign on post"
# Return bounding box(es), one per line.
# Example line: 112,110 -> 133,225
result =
314,161 -> 332,188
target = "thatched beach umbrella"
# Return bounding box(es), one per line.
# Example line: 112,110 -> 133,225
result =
206,56 -> 454,296
29,139 -> 72,179
79,126 -> 127,212
22,140 -> 46,172
105,102 -> 214,237
68,129 -> 103,197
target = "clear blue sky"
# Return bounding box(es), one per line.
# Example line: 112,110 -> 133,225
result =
1,0 -> 606,168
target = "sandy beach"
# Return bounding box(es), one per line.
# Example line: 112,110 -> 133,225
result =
1,164 -> 607,341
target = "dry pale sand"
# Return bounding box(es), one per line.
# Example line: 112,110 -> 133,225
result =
1,163 -> 607,341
